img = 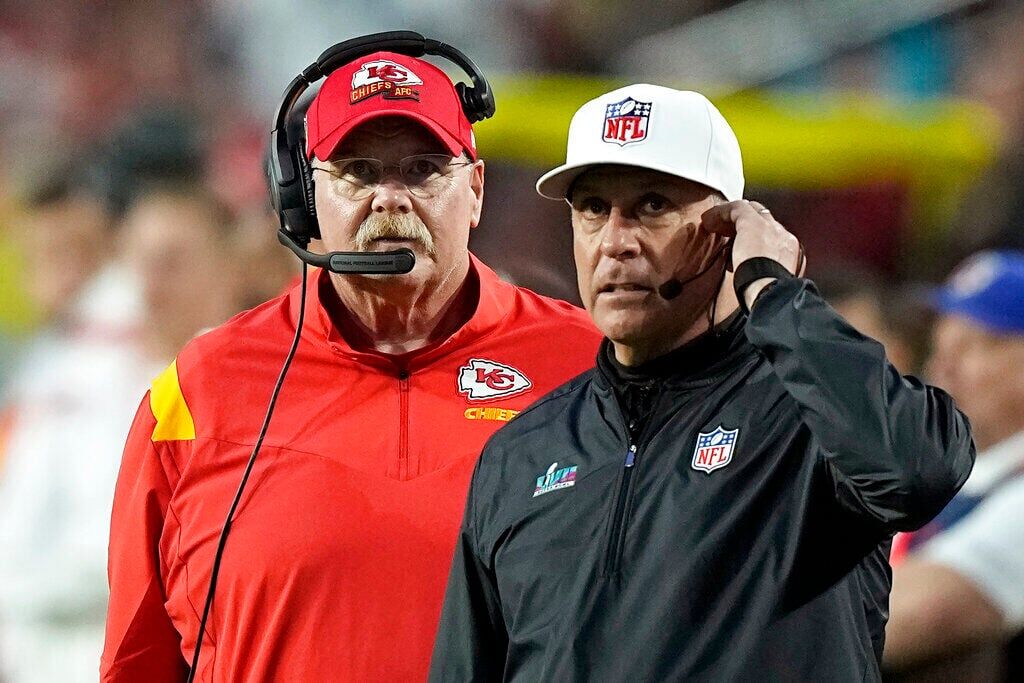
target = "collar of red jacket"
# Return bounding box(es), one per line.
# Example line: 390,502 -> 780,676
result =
288,252 -> 516,368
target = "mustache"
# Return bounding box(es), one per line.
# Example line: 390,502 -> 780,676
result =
354,212 -> 435,257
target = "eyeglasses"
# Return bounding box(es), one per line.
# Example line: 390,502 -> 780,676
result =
311,154 -> 474,199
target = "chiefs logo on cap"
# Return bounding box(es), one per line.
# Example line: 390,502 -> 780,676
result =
457,359 -> 532,401
350,59 -> 424,104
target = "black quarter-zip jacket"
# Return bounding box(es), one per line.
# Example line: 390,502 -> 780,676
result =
429,278 -> 975,682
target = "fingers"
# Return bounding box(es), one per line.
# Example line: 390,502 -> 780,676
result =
750,204 -> 804,274
748,200 -> 773,219
700,200 -> 772,236
701,199 -> 807,276
699,204 -> 737,237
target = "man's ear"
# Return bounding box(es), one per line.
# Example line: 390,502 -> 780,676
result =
469,160 -> 485,229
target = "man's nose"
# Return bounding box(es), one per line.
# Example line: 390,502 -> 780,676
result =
370,180 -> 413,214
600,207 -> 641,259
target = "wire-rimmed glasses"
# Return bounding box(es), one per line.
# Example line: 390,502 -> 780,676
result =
311,154 -> 474,199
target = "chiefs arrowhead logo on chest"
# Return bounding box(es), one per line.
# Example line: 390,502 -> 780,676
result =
457,358 -> 533,401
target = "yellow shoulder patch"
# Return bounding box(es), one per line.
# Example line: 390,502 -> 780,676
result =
149,360 -> 196,442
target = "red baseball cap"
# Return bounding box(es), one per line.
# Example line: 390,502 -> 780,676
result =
305,51 -> 477,162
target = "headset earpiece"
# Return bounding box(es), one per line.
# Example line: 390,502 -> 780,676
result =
267,127 -> 318,246
455,83 -> 494,124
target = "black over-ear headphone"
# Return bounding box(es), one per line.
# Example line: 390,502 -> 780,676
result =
268,30 -> 495,253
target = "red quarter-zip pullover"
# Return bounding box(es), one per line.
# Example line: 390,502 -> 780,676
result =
101,257 -> 601,682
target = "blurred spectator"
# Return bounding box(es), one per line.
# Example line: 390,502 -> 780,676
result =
232,207 -> 300,310
89,107 -> 205,216
0,0 -> 219,175
945,4 -> 1024,265
885,250 -> 1024,679
0,104 -> 207,393
10,169 -> 116,328
814,265 -> 929,375
0,182 -> 238,683
0,167 -> 113,390
214,121 -> 301,311
120,183 -> 240,360
0,158 -> 128,401
0,250 -> 139,682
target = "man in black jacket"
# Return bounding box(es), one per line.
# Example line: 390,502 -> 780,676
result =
429,84 -> 975,682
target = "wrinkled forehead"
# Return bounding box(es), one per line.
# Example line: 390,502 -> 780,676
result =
330,116 -> 449,160
570,165 -> 713,202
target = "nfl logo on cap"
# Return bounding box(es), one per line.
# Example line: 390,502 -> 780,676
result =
535,84 -> 745,203
602,97 -> 651,146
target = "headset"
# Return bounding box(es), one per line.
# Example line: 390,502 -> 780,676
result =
185,31 -> 495,682
268,29 -> 495,273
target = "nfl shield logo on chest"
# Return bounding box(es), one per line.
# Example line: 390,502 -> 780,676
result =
603,97 -> 652,146
692,426 -> 739,474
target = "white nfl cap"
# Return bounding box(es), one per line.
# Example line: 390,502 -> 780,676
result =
536,84 -> 744,201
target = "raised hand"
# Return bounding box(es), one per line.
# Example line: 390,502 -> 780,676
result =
700,200 -> 806,310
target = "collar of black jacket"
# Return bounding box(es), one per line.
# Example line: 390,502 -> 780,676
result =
595,311 -> 750,390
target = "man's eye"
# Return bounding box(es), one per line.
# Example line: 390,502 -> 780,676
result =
342,160 -> 377,180
579,198 -> 606,217
405,157 -> 444,182
642,196 -> 668,213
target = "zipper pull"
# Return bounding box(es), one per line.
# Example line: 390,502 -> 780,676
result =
624,444 -> 637,468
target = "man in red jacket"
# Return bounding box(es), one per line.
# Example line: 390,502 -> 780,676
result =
100,46 -> 600,681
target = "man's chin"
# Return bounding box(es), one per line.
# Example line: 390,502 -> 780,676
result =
594,311 -> 654,346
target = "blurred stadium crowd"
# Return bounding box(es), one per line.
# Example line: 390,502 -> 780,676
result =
0,0 -> 1023,681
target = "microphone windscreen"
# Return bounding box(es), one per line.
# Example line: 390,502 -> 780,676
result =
658,279 -> 683,300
